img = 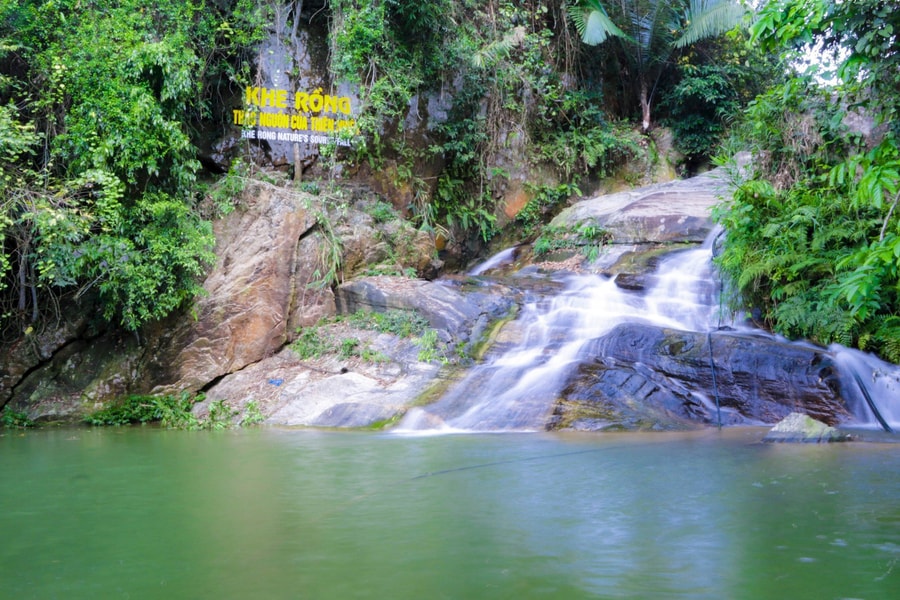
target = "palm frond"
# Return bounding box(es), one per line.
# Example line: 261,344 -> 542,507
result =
621,0 -> 677,69
569,0 -> 626,46
674,0 -> 746,49
471,26 -> 525,69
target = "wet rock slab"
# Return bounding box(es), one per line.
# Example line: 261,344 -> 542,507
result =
198,338 -> 441,428
199,276 -> 517,428
553,323 -> 852,431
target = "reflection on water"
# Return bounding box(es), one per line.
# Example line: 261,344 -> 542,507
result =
1,427 -> 899,599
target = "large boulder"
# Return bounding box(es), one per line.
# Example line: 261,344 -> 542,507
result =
139,181 -> 323,396
199,331 -> 441,428
763,413 -> 850,443
199,276 -> 517,427
553,323 -> 851,431
550,169 -> 727,244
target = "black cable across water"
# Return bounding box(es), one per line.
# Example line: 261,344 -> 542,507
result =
853,372 -> 894,433
707,331 -> 722,428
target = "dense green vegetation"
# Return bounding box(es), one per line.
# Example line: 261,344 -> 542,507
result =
16,0 -> 880,367
0,0 -> 769,344
0,0 -> 264,338
570,0 -> 746,130
330,0 -> 737,243
716,0 -> 900,362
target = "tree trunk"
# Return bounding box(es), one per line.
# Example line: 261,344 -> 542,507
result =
640,81 -> 651,132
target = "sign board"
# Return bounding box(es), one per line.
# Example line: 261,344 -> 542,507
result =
233,86 -> 356,147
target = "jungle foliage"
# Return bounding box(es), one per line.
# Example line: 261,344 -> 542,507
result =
569,0 -> 747,130
716,0 -> 900,362
0,0 -> 265,338
661,28 -> 784,166
328,0 -> 651,244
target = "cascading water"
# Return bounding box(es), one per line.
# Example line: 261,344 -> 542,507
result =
832,347 -> 900,431
398,235 -> 730,432
398,230 -> 900,434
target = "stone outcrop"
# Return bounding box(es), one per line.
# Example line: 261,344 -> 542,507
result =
197,276 -> 516,427
139,181 -> 321,397
550,168 -> 727,244
552,323 -> 851,431
335,275 -> 516,352
197,331 -> 441,429
0,180 -> 466,424
0,312 -> 90,409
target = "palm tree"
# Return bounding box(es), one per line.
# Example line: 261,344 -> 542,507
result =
570,0 -> 746,131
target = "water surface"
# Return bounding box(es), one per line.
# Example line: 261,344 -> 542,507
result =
1,427 -> 898,599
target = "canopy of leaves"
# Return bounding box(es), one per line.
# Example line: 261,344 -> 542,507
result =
569,0 -> 746,128
0,0 -> 264,335
661,29 -> 784,165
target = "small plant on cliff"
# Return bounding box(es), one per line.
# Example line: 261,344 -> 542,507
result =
516,182 -> 582,238
241,400 -> 265,426
367,200 -> 398,224
291,326 -> 331,359
416,328 -> 448,364
203,158 -> 251,218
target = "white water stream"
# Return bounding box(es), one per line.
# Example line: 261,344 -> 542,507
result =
399,237 -> 727,432
399,235 -> 900,433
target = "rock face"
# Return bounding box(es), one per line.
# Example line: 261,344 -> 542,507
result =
198,333 -> 441,429
135,181 -> 326,397
0,181 -> 465,424
0,313 -> 90,410
335,276 -> 515,352
198,276 -> 516,427
551,169 -> 726,244
553,323 -> 851,431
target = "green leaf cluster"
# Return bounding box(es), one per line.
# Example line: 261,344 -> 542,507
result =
84,392 -> 258,430
0,0 -> 264,336
717,0 -> 900,362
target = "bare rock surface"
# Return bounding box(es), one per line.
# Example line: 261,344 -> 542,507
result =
199,277 -> 517,427
197,332 -> 441,428
550,169 -> 727,244
140,181 -> 322,396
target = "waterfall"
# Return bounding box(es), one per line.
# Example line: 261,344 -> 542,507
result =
398,234 -> 900,434
397,237 -> 729,432
467,246 -> 519,276
832,347 -> 900,431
